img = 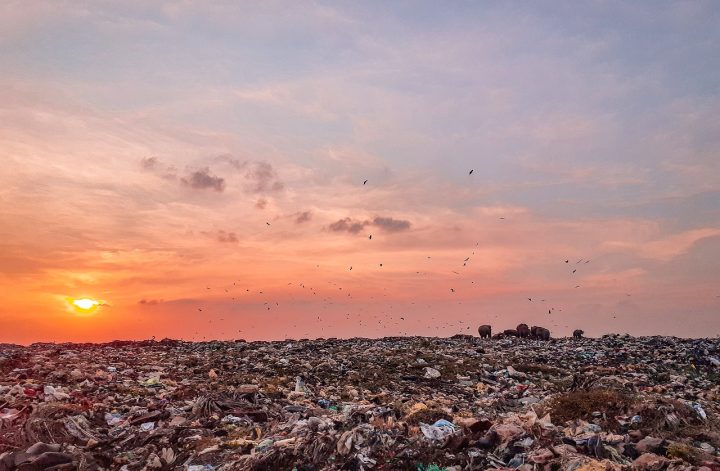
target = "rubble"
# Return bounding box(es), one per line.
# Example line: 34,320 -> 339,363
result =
0,335 -> 719,470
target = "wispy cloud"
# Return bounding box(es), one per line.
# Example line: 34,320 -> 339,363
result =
1,2 -> 719,341
181,167 -> 225,192
295,211 -> 312,224
328,217 -> 369,234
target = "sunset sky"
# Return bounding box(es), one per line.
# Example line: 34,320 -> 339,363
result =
1,1 -> 719,343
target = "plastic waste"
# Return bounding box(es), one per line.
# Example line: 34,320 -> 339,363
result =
692,402 -> 707,420
104,412 -> 123,426
140,421 -> 155,431
420,419 -> 458,441
423,367 -> 441,379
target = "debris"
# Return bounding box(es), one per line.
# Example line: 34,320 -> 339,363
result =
423,367 -> 441,379
0,335 -> 718,469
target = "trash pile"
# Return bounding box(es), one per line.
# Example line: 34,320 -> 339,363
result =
1,335 -> 719,470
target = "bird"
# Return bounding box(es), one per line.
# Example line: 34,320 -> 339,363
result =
572,269 -> 577,273
469,169 -> 474,175
363,180 -> 368,185
450,288 -> 455,292
369,234 -> 372,239
266,222 -> 271,226
564,260 -> 569,263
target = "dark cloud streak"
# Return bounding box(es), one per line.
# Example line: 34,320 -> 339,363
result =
181,167 -> 225,192
328,217 -> 369,234
373,216 -> 411,232
328,215 -> 412,234
295,211 -> 312,224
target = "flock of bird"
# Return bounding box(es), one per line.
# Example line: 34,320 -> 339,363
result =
183,169 -> 623,342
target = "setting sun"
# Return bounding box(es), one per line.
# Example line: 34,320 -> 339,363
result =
68,298 -> 101,314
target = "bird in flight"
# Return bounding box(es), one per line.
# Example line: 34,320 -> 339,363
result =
363,180 -> 368,185
469,169 -> 474,175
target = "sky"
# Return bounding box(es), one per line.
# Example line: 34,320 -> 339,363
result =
1,1 -> 719,344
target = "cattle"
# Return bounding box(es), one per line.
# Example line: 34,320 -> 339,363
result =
478,324 -> 492,339
516,323 -> 530,338
531,326 -> 551,341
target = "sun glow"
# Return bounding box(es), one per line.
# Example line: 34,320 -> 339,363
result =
68,298 -> 101,314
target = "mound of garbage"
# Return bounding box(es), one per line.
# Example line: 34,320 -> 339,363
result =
1,335 -> 719,470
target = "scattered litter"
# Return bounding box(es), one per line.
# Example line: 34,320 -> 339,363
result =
0,335 -> 717,469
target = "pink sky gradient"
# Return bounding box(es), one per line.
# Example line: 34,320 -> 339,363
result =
1,2 -> 719,343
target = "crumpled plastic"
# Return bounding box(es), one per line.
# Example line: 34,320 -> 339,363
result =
420,419 -> 459,441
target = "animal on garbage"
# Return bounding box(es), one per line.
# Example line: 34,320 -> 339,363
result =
503,329 -> 519,337
531,326 -> 551,340
573,329 -> 584,339
516,323 -> 530,338
478,324 -> 492,339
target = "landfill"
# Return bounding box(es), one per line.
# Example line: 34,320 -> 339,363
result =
1,334 -> 719,470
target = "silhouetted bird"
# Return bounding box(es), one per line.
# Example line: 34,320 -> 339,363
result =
469,169 -> 474,175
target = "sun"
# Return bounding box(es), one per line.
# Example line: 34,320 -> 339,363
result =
67,297 -> 102,315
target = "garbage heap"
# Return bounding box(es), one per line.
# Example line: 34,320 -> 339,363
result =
1,335 -> 719,470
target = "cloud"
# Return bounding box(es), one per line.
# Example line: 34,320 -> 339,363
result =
295,211 -> 312,223
216,230 -> 238,243
181,167 -> 225,192
138,298 -> 164,305
139,157 -> 178,180
210,156 -> 285,195
327,215 -> 412,234
244,161 -> 283,193
202,230 -> 239,243
328,217 -> 369,234
140,157 -> 158,170
603,227 -> 720,261
213,154 -> 246,170
372,216 -> 411,232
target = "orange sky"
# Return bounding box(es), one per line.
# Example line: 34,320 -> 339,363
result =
1,2 -> 719,343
